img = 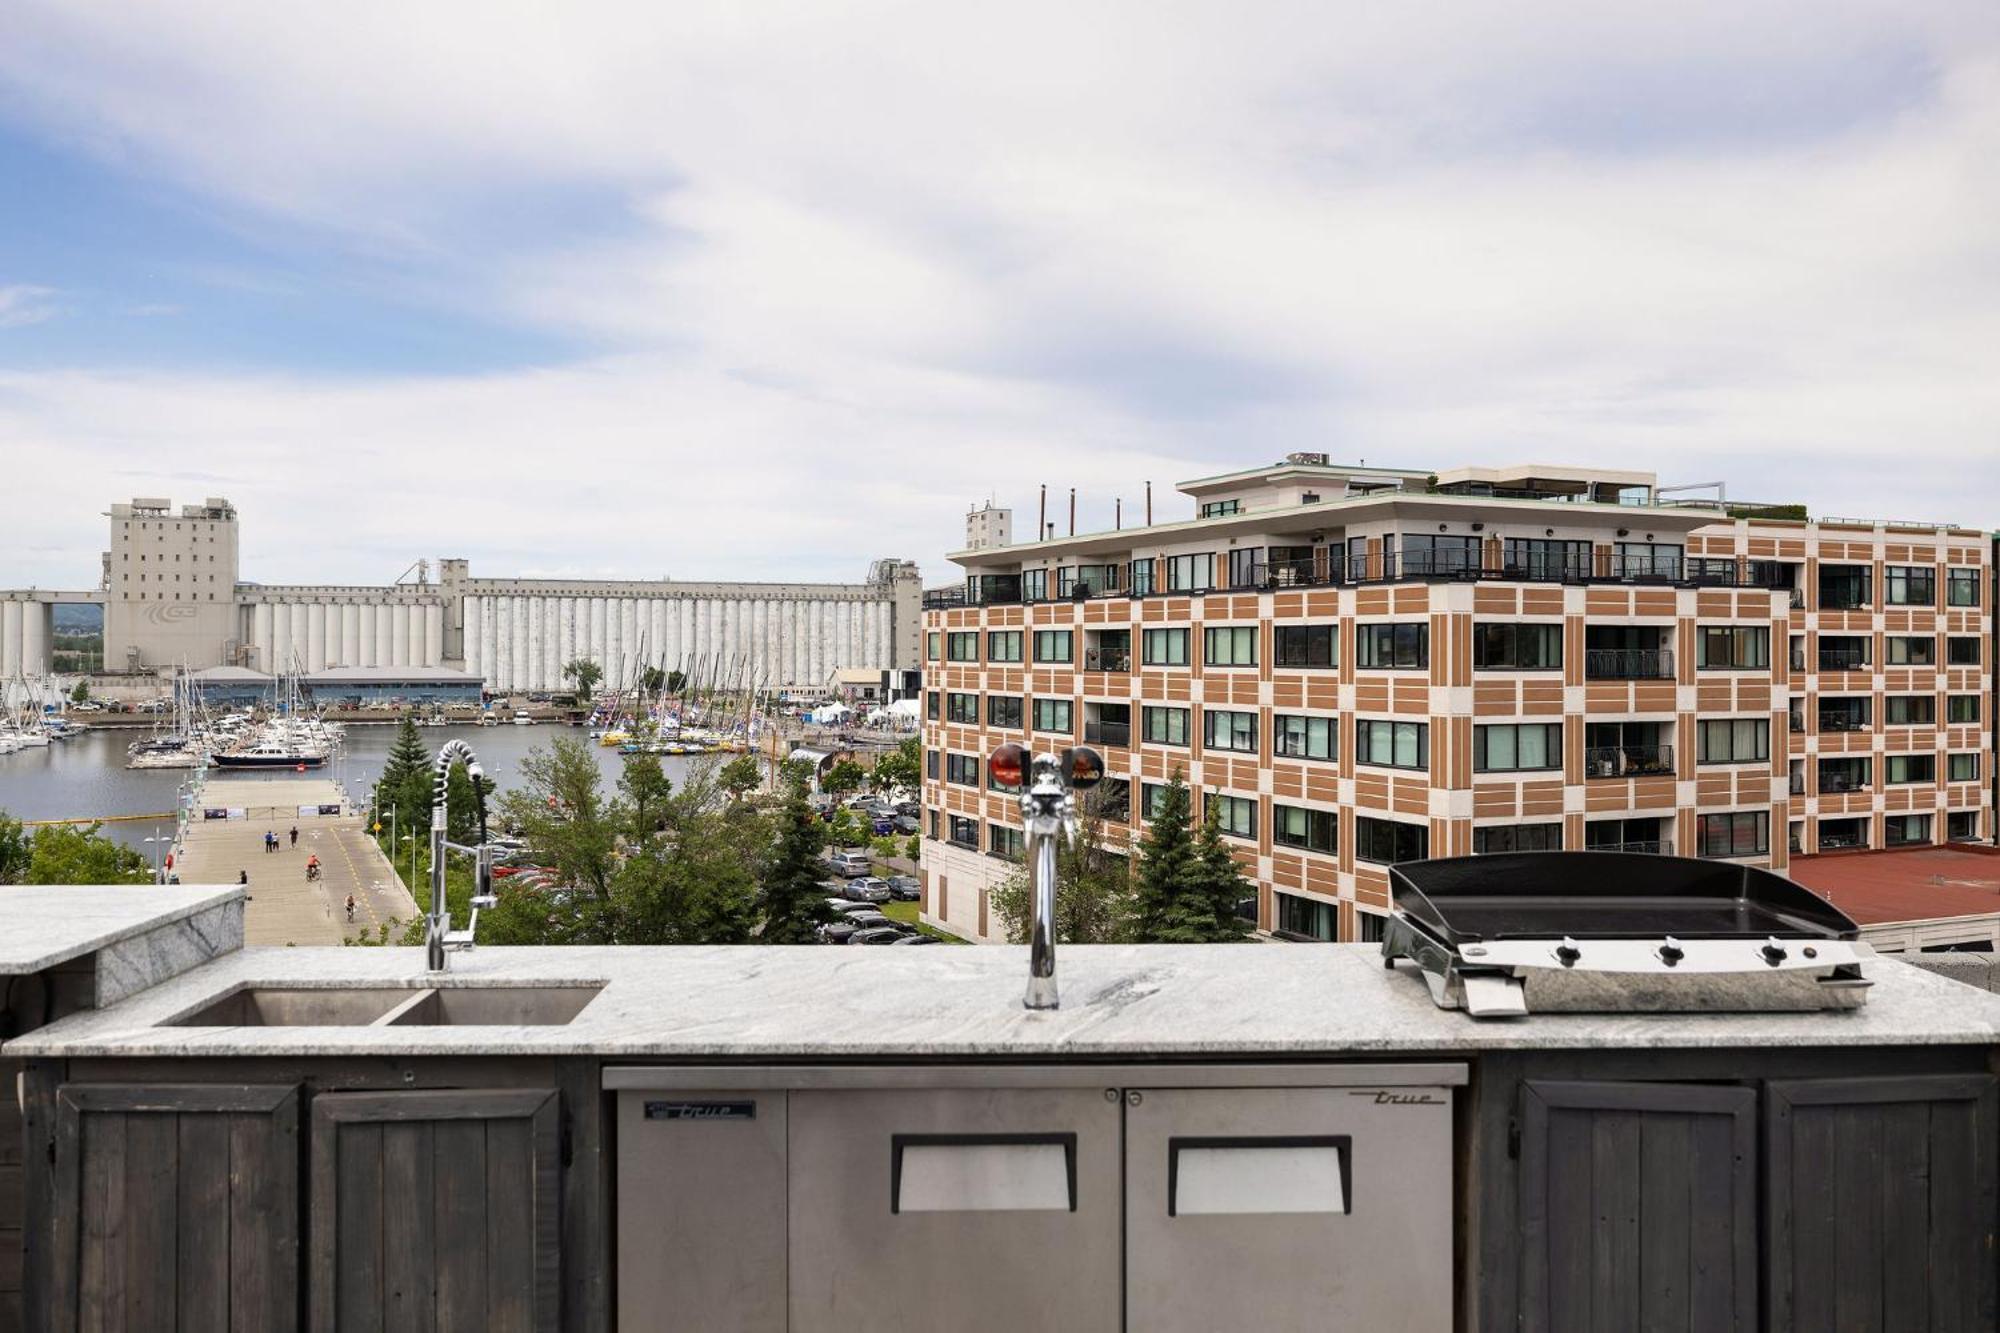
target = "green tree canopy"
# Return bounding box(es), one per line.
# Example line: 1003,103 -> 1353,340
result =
639,665 -> 667,694
717,753 -> 761,801
373,715 -> 433,839
1128,771 -> 1199,942
69,679 -> 90,704
23,822 -> 151,885
758,785 -> 834,943
821,758 -> 867,797
871,735 -> 921,792
563,658 -> 604,702
990,799 -> 1133,944
0,812 -> 30,884
618,751 -> 675,841
498,736 -> 621,922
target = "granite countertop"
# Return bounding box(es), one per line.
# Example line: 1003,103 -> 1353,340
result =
0,884 -> 244,975
9,942 -> 2000,1058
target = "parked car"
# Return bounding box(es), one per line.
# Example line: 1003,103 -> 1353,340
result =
889,934 -> 939,945
849,926 -> 909,946
842,877 -> 892,904
892,814 -> 920,835
885,875 -> 921,902
824,898 -> 879,917
819,918 -> 865,944
825,850 -> 871,877
893,800 -> 920,817
871,818 -> 896,836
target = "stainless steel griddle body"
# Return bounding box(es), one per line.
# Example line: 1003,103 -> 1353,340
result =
1382,851 -> 1874,1018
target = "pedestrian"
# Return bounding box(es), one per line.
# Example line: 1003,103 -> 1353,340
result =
289,825 -> 298,848
238,869 -> 249,885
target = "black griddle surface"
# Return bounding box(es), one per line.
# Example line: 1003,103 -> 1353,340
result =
1389,851 -> 1860,948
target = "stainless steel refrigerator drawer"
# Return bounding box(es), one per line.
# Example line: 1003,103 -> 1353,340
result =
1124,1085 -> 1455,1333
615,1089 -> 788,1332
786,1087 -> 1122,1332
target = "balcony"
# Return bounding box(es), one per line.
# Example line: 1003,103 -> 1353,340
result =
1817,768 -> 1871,795
1600,553 -> 1684,583
1817,648 -> 1870,672
922,588 -> 968,611
1817,710 -> 1870,733
1585,839 -> 1674,855
1084,721 -> 1131,748
1584,648 -> 1675,680
1584,745 -> 1675,778
1083,648 -> 1131,672
1787,710 -> 1805,734
1818,826 -> 1868,850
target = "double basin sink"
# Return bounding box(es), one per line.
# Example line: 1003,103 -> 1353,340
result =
162,982 -> 605,1027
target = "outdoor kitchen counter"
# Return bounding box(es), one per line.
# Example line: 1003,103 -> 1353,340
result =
9,940 -> 2000,1058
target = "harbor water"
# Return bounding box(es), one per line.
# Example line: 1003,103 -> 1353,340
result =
0,723 -> 711,851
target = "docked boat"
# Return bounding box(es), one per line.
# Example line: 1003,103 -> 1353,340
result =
212,737 -> 329,768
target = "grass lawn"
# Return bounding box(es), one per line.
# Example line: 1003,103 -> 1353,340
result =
880,900 -> 970,943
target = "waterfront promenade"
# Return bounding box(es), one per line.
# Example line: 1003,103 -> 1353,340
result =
175,777 -> 418,945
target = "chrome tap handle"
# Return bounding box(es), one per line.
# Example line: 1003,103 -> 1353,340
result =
991,744 -> 1102,1012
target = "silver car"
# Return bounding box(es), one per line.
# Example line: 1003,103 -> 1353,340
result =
842,876 -> 892,904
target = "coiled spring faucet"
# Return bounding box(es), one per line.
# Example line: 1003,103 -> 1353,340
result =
427,739 -> 498,972
988,742 -> 1104,1010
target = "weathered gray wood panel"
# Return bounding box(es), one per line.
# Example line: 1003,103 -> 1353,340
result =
311,1089 -> 558,1333
1766,1074 -> 1999,1332
1519,1079 -> 1757,1333
47,1082 -> 301,1332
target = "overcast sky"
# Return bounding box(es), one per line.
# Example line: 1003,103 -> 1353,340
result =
2,2 -> 1996,591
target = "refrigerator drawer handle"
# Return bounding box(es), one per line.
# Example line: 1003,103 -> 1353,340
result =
891,1133 -> 1078,1214
1168,1136 -> 1352,1217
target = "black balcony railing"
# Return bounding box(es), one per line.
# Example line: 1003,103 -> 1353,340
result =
1789,772 -> 1806,795
1584,744 -> 1674,778
1818,830 -> 1866,850
1818,712 -> 1870,732
1084,648 -> 1131,672
922,588 -> 968,611
1500,557 -> 1593,584
1584,839 -> 1673,855
1084,721 -> 1131,748
1817,770 -> 1870,794
1788,711 -> 1806,733
1601,554 -> 1685,583
1584,647 -> 1675,679
1818,649 -> 1870,672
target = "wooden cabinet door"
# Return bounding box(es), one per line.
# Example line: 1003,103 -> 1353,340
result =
49,1082 -> 302,1332
1766,1074 -> 1998,1332
1519,1079 -> 1757,1333
309,1089 -> 559,1333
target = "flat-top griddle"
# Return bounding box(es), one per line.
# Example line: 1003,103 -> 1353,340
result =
1382,852 -> 1872,1019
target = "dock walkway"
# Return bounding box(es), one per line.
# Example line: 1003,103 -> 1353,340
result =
175,778 -> 419,946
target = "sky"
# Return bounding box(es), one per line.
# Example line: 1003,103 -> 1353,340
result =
1,1 -> 1997,592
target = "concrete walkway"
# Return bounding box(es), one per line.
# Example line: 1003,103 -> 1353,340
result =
175,779 -> 419,946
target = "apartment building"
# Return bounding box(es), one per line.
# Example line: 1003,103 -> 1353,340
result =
918,456 -> 1994,944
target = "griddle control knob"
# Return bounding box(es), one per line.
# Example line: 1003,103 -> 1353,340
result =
1555,937 -> 1582,967
1761,937 -> 1788,966
1657,936 -> 1685,966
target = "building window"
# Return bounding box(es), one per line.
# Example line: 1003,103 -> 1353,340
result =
1354,816 -> 1427,864
1947,637 -> 1981,666
1273,714 -> 1336,761
1697,812 -> 1769,858
1474,823 -> 1562,854
990,825 -> 1025,861
1401,533 -> 1480,576
1356,719 -> 1428,770
987,631 -> 1023,662
926,631 -> 941,661
1272,804 -> 1337,855
1032,698 -> 1073,733
1819,564 -> 1871,610
1818,756 -> 1871,793
1275,893 -> 1337,941
1273,624 -> 1337,668
1207,793 -> 1257,839
1142,706 -> 1190,746
1033,630 -> 1073,663
1473,723 -> 1562,773
1695,626 -> 1770,670
946,692 -> 978,724
1885,813 -> 1933,847
1949,811 -> 1980,840
1165,553 -> 1212,593
1817,635 -> 1870,671
1200,499 -> 1242,518
1356,623 -> 1428,669
987,696 -> 1023,729
1613,542 -> 1684,579
1020,569 -> 1048,603
1203,709 -> 1258,753
1886,753 -> 1936,785
1057,565 -> 1119,598
945,753 -> 980,786
1886,636 -> 1935,666
926,691 -> 940,721
1949,753 -> 1980,783
1227,548 -> 1263,589
1141,783 -> 1172,821
1128,559 -> 1156,596
1697,718 -> 1770,765
927,750 -> 940,780
1885,695 -> 1936,726
1142,628 -> 1190,666
1948,695 -> 1980,724
1473,623 -> 1562,670
947,632 -> 979,662
1946,568 -> 1981,607
1884,566 -> 1936,606
948,815 -> 978,848
1204,626 -> 1257,667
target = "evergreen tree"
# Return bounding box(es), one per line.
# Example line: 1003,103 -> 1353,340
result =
1129,772 -> 1198,942
444,761 -> 484,846
1185,799 -> 1253,942
374,715 -> 433,839
758,785 -> 835,943
618,752 -> 675,840
717,754 -> 760,801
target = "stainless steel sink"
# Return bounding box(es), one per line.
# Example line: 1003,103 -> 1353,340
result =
162,983 -> 604,1027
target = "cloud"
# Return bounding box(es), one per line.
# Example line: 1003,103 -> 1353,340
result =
0,284 -> 58,328
0,0 -> 1995,591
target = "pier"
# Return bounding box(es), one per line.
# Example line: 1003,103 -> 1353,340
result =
173,776 -> 419,946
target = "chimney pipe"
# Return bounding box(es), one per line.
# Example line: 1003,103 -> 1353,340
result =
1145,481 -> 1153,525
1038,485 -> 1047,543
1069,487 -> 1076,536
1116,498 -> 1122,530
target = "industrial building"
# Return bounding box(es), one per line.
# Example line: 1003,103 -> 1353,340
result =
0,498 -> 922,691
918,458 -> 1995,944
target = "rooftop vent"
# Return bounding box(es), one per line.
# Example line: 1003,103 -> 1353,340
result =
1284,452 -> 1329,467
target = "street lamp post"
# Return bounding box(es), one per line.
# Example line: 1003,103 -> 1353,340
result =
142,827 -> 165,884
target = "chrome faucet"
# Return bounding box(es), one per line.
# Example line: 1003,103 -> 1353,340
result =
427,739 -> 499,972
990,743 -> 1103,1010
